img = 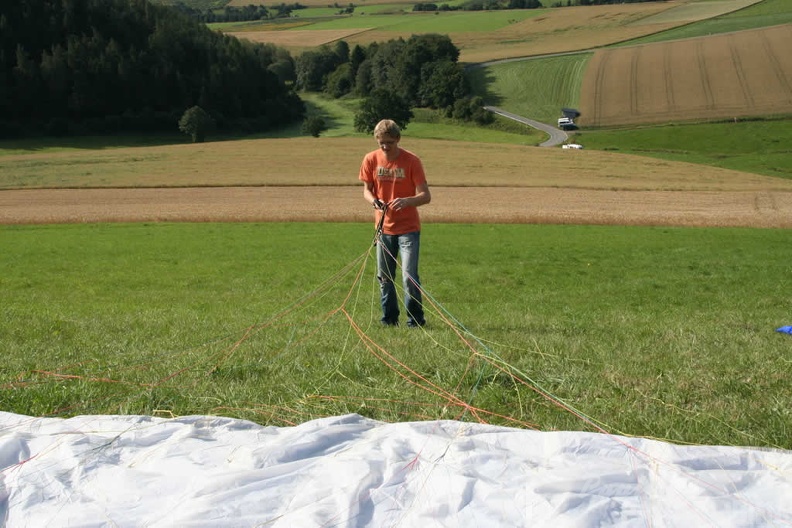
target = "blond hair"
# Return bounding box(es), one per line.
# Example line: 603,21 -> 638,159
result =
373,119 -> 401,140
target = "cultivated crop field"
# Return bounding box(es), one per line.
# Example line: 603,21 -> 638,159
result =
579,24 -> 792,127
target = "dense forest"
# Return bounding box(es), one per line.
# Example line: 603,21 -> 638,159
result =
0,0 -> 304,138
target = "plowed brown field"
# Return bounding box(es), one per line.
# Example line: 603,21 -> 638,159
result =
579,24 -> 792,127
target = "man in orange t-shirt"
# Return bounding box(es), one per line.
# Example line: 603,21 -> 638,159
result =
359,119 -> 432,327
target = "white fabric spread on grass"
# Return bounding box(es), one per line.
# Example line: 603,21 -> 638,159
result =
1,412 -> 790,527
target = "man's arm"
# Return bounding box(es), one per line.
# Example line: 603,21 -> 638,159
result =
362,182 -> 384,208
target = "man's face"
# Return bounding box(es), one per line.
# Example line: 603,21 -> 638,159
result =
377,134 -> 400,159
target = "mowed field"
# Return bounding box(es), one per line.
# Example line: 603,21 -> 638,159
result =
579,24 -> 792,127
2,137 -> 792,227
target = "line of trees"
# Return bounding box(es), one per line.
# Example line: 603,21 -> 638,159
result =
170,2 -> 308,23
551,0 -> 664,4
413,0 -> 541,11
295,34 -> 493,133
0,0 -> 304,138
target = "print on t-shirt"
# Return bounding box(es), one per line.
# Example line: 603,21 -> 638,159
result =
377,166 -> 405,180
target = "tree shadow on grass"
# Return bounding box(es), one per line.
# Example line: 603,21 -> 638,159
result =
465,65 -> 504,107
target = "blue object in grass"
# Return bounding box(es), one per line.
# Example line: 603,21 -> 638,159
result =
776,326 -> 792,334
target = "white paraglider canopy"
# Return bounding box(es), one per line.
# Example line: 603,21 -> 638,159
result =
1,411 -> 790,526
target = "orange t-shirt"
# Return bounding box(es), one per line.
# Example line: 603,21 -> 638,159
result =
359,147 -> 427,235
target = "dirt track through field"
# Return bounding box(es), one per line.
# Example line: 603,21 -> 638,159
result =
3,186 -> 791,228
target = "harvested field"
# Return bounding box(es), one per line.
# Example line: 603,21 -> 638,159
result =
579,24 -> 792,127
226,28 -> 371,51
4,137 -> 791,191
3,187 -> 792,229
632,0 -> 763,26
4,137 -> 792,228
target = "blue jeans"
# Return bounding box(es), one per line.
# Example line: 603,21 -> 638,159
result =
377,231 -> 425,326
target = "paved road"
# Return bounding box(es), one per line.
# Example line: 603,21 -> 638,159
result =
484,106 -> 568,147
472,54 -> 572,148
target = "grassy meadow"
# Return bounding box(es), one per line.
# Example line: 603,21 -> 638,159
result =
2,0 -> 792,452
574,118 -> 792,180
467,53 -> 591,125
2,222 -> 791,449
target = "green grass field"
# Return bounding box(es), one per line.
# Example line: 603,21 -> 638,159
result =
467,53 -> 591,124
2,223 -> 790,449
573,118 -> 792,180
4,0 -> 791,452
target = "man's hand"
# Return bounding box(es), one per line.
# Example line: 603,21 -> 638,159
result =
372,199 -> 387,211
387,197 -> 411,211
390,184 -> 430,211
